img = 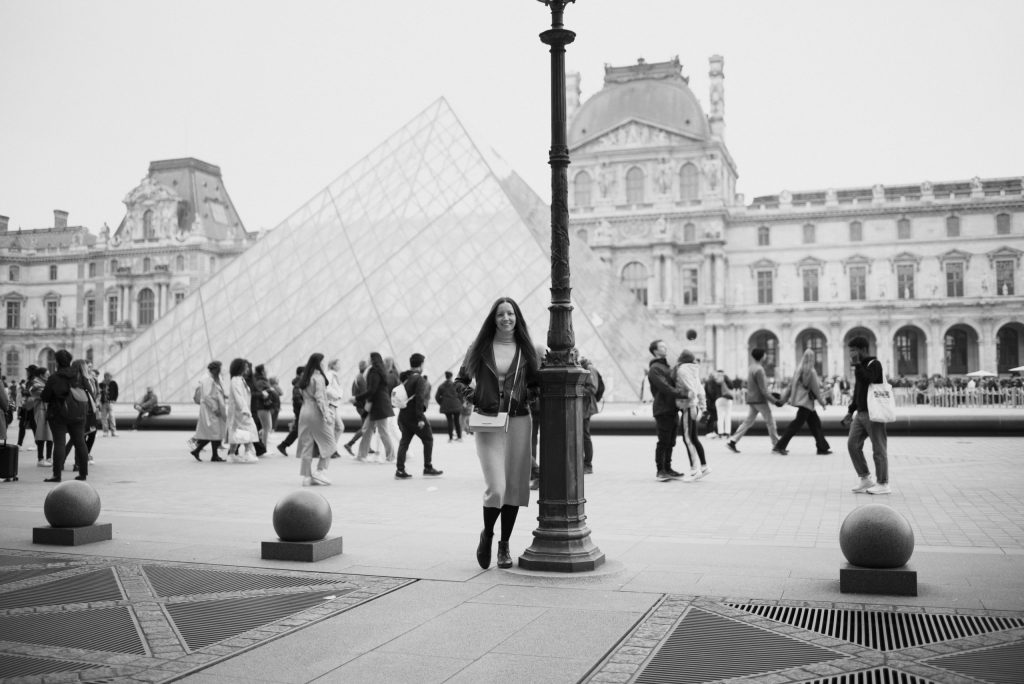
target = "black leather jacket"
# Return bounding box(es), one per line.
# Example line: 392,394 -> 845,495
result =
455,345 -> 538,417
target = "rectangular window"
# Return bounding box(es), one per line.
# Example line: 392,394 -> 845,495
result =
49,264 -> 58,281
996,213 -> 1011,235
108,296 -> 118,324
802,224 -> 816,244
174,291 -> 185,306
897,264 -> 915,299
945,262 -> 964,297
996,259 -> 1015,295
46,300 -> 58,328
88,262 -> 97,277
849,222 -> 863,242
6,301 -> 20,329
86,299 -> 96,327
802,268 -> 819,302
757,270 -> 773,304
849,266 -> 866,300
897,218 -> 911,239
681,268 -> 698,305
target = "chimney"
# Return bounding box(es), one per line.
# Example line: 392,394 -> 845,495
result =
0,215 -> 8,232
54,210 -> 68,229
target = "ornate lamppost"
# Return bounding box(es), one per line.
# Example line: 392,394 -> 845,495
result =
518,0 -> 605,572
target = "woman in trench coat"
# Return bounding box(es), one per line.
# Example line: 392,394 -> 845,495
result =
190,360 -> 228,462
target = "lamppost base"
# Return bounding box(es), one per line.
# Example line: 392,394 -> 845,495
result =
518,533 -> 605,572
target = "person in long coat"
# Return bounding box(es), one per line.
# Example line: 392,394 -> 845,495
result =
190,361 -> 227,462
455,296 -> 540,570
355,352 -> 397,462
295,352 -> 336,486
225,358 -> 259,463
29,367 -> 53,466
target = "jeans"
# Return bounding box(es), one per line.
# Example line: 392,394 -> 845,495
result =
775,407 -> 830,453
730,403 -> 780,445
397,420 -> 433,471
444,412 -> 462,439
847,410 -> 888,484
48,420 -> 88,479
582,416 -> 593,466
358,418 -> 396,461
654,411 -> 679,472
99,402 -> 116,434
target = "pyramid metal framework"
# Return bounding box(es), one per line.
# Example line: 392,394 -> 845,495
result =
101,98 -> 670,403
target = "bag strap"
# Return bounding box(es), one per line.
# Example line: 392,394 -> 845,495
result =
508,352 -> 522,409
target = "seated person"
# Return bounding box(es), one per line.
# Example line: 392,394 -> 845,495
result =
132,387 -> 159,429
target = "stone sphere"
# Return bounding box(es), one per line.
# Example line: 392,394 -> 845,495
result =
840,504 -> 915,568
43,481 -> 101,528
272,491 -> 332,542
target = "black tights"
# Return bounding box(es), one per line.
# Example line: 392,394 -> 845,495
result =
193,439 -> 222,458
36,440 -> 53,461
483,505 -> 519,542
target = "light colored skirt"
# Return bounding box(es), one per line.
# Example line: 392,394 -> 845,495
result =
475,414 -> 532,508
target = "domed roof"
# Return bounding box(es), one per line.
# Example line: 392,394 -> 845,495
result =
568,60 -> 709,149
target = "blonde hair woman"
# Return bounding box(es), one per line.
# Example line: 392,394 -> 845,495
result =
773,348 -> 831,455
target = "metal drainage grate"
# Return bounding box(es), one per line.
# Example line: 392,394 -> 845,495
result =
796,667 -> 939,684
0,553 -> 74,567
727,603 -> 1024,651
0,568 -> 123,610
928,641 -> 1024,684
0,566 -> 66,585
143,565 -> 339,597
165,589 -> 346,651
0,653 -> 103,679
635,607 -> 847,684
0,605 -> 147,654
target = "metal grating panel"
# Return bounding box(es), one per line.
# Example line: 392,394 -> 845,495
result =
166,590 -> 346,651
728,603 -> 1024,651
143,565 -> 339,597
0,566 -> 65,585
0,568 -> 123,609
0,553 -> 74,567
928,641 -> 1024,684
0,653 -> 102,679
797,667 -> 938,684
0,605 -> 146,654
635,608 -> 847,684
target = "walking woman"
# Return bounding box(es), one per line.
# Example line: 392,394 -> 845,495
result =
772,348 -> 832,455
356,352 -> 397,463
455,296 -> 539,570
296,353 -> 336,486
28,366 -> 53,467
225,358 -> 259,463
674,350 -> 710,480
252,364 -> 274,448
190,361 -> 227,462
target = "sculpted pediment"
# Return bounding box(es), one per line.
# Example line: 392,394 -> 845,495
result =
123,175 -> 181,207
573,120 -> 701,154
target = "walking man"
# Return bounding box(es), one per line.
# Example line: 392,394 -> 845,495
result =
98,372 -> 119,436
342,360 -> 368,456
434,371 -> 463,442
276,366 -> 304,456
580,356 -> 603,475
647,339 -> 688,482
727,348 -> 780,452
395,353 -> 443,479
841,336 -> 891,494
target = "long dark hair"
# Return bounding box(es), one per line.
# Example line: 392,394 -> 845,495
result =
228,358 -> 246,377
464,296 -> 537,378
368,352 -> 385,375
298,353 -> 326,390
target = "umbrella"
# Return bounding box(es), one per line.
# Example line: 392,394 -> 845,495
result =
1010,366 -> 1024,373
965,370 -> 997,378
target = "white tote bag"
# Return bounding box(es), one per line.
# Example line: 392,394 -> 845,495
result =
866,360 -> 896,423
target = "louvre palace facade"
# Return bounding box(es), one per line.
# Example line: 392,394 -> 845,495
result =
567,57 -> 1024,380
0,158 -> 255,376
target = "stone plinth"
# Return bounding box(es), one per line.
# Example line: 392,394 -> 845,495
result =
261,535 -> 343,562
33,523 -> 112,546
840,563 -> 918,596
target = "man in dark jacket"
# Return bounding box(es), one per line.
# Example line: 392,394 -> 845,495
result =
276,366 -> 304,456
40,349 -> 89,482
395,353 -> 442,479
435,370 -> 464,442
341,360 -> 368,455
841,336 -> 890,495
98,372 -> 119,436
647,339 -> 688,482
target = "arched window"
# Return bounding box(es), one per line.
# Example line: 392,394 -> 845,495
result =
143,257 -> 151,273
895,328 -> 920,376
757,226 -> 770,246
946,215 -> 960,238
897,217 -> 911,239
625,167 -> 645,205
749,331 -> 779,377
997,325 -> 1021,373
143,210 -> 155,240
175,255 -> 185,271
802,223 -> 816,244
621,262 -> 649,306
8,265 -> 19,281
944,328 -> 969,375
573,171 -> 592,207
138,288 -> 155,326
679,163 -> 699,201
849,221 -> 863,242
996,213 -> 1011,235
683,222 -> 696,242
798,330 -> 827,377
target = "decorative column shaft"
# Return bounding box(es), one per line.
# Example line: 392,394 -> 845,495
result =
519,0 -> 605,573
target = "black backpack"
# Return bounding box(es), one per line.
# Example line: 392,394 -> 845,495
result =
64,383 -> 89,424
593,369 -> 605,403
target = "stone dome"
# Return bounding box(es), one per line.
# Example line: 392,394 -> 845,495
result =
569,65 -> 709,149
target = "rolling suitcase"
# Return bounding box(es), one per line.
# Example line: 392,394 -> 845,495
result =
0,437 -> 18,482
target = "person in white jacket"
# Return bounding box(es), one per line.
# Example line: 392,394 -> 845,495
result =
673,350 -> 711,480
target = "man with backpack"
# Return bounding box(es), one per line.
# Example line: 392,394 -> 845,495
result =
394,353 -> 443,480
40,349 -> 90,482
580,357 -> 603,475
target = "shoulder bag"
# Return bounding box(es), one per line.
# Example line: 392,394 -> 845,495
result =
866,360 -> 896,423
468,353 -> 521,433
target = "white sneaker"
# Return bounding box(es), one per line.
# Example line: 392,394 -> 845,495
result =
851,476 -> 876,493
37,460 -> 48,468
867,483 -> 891,495
700,465 -> 711,478
311,471 -> 331,485
44,459 -> 53,467
689,468 -> 703,481
302,477 -> 313,486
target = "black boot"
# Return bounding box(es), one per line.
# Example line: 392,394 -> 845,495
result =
476,530 -> 493,569
496,541 -> 512,569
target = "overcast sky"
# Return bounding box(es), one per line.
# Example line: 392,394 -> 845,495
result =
2,0 -> 1022,234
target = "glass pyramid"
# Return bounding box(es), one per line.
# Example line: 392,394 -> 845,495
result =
101,98 -> 669,403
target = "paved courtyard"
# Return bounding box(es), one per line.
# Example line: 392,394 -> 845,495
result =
1,425 -> 1022,683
